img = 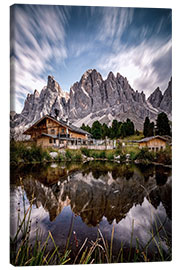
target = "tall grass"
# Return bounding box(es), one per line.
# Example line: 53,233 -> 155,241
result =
10,187 -> 71,266
11,196 -> 171,266
10,141 -> 51,165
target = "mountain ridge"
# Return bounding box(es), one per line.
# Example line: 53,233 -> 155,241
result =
10,70 -> 172,140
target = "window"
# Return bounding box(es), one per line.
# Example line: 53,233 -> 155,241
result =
51,129 -> 55,134
49,138 -> 52,144
160,146 -> 163,150
54,139 -> 56,143
61,128 -> 65,133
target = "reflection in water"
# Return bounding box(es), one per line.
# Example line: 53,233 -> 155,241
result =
10,161 -> 172,257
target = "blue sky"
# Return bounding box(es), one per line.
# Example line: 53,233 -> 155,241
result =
10,5 -> 172,113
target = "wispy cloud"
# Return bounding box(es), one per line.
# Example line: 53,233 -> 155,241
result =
98,38 -> 172,97
97,7 -> 134,45
10,6 -> 171,113
95,7 -> 171,96
10,5 -> 69,112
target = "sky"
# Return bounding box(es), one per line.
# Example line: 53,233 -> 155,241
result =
10,4 -> 172,113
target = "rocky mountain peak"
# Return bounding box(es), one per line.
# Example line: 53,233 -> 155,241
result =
159,78 -> 172,114
80,69 -> 93,82
116,72 -> 122,79
47,75 -> 62,93
147,87 -> 163,108
107,71 -> 116,81
80,69 -> 103,85
147,79 -> 172,115
34,89 -> 40,98
11,70 -> 172,140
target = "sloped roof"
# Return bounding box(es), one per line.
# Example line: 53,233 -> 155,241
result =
137,135 -> 168,143
23,115 -> 91,136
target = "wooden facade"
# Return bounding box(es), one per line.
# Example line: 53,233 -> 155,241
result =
138,136 -> 168,151
23,115 -> 91,148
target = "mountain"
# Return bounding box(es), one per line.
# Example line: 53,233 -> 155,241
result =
10,70 -> 172,140
69,69 -> 159,128
147,87 -> 163,109
10,75 -> 69,139
147,77 -> 172,115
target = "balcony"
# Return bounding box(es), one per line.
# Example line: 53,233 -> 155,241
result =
57,133 -> 70,138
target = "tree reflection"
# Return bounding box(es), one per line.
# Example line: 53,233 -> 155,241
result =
11,161 -> 172,225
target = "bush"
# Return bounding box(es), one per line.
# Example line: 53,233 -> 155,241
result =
65,149 -> 72,160
72,150 -> 82,161
91,151 -> 100,159
120,154 -> 126,162
81,148 -> 90,157
42,150 -> 51,161
106,153 -> 114,161
129,151 -> 139,161
99,151 -> 106,159
156,147 -> 172,165
115,148 -> 122,156
134,148 -> 155,162
10,142 -> 53,164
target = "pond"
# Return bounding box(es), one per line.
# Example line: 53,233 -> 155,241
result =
10,161 -> 172,263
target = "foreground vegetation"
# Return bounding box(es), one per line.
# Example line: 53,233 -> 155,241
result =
10,189 -> 171,266
10,140 -> 171,166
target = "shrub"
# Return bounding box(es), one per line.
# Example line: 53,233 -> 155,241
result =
65,149 -> 72,160
134,148 -> 155,162
115,148 -> 122,156
156,147 -> 172,165
129,151 -> 139,161
72,150 -> 82,161
91,151 -> 99,159
10,142 -> 52,164
120,154 -> 126,162
99,151 -> 106,159
106,153 -> 114,161
42,150 -> 51,161
81,148 -> 90,157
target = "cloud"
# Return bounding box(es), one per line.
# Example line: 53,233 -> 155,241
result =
10,5 -> 69,113
97,38 -> 172,97
95,7 -> 171,97
97,7 -> 134,45
10,6 -> 171,113
111,197 -> 169,249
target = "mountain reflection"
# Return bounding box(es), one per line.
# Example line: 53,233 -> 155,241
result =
11,161 -> 172,225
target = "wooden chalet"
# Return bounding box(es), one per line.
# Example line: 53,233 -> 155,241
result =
23,115 -> 91,148
137,135 -> 169,151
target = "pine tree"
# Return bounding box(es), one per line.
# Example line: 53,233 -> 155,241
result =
156,112 -> 171,136
148,122 -> 154,137
143,117 -> 150,137
91,121 -> 102,139
111,119 -> 119,138
101,123 -> 109,139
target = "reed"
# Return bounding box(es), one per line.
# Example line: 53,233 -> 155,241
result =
10,184 -> 171,266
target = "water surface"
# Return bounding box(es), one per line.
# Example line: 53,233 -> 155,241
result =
10,161 -> 172,260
